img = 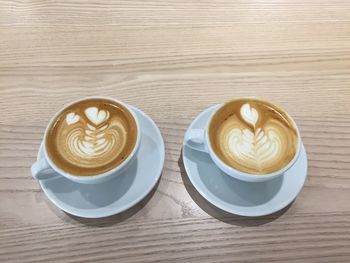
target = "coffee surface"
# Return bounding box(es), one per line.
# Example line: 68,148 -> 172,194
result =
46,98 -> 137,176
209,99 -> 298,174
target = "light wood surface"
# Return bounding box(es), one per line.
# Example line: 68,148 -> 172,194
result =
1,0 -> 350,262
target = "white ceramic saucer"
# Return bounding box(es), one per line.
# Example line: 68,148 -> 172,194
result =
36,106 -> 165,218
183,105 -> 308,217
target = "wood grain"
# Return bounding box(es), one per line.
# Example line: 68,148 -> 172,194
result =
1,0 -> 350,262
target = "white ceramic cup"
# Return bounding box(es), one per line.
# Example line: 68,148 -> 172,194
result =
184,101 -> 301,182
31,96 -> 141,184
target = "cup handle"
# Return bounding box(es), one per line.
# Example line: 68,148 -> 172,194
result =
184,129 -> 208,153
31,158 -> 58,180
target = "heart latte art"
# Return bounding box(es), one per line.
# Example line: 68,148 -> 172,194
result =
46,98 -> 137,176
209,99 -> 298,174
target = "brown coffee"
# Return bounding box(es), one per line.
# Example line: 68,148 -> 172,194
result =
209,98 -> 299,175
46,98 -> 138,176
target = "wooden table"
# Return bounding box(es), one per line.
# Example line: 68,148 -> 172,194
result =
1,0 -> 350,262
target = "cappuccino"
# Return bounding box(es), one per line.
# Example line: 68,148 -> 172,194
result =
45,98 -> 138,176
208,98 -> 299,175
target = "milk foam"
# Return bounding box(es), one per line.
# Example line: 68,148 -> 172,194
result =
225,104 -> 284,171
240,103 -> 258,127
64,107 -> 126,163
66,112 -> 80,125
84,107 -> 110,126
46,98 -> 138,176
213,101 -> 297,174
226,126 -> 283,172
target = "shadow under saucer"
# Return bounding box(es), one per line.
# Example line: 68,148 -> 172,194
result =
179,148 -> 299,225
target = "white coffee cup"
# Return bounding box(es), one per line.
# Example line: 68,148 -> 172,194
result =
184,101 -> 301,182
31,96 -> 141,184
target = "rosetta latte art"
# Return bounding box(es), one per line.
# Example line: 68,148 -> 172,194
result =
210,99 -> 298,174
226,127 -> 283,172
222,103 -> 286,173
64,107 -> 126,166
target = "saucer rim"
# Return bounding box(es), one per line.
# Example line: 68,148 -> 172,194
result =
38,105 -> 165,218
182,104 -> 308,217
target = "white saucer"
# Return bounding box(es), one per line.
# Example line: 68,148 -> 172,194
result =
37,106 -> 165,218
182,105 -> 308,217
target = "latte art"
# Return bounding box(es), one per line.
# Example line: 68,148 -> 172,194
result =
240,103 -> 258,127
68,124 -> 117,158
225,122 -> 284,173
209,99 -> 299,174
64,108 -> 125,164
46,99 -> 137,176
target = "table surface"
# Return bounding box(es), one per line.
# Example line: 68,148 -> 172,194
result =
1,0 -> 350,262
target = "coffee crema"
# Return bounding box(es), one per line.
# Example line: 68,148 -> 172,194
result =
209,98 -> 299,175
46,98 -> 137,176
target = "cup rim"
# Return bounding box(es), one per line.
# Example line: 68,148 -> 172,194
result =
206,97 -> 301,179
42,96 -> 141,181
